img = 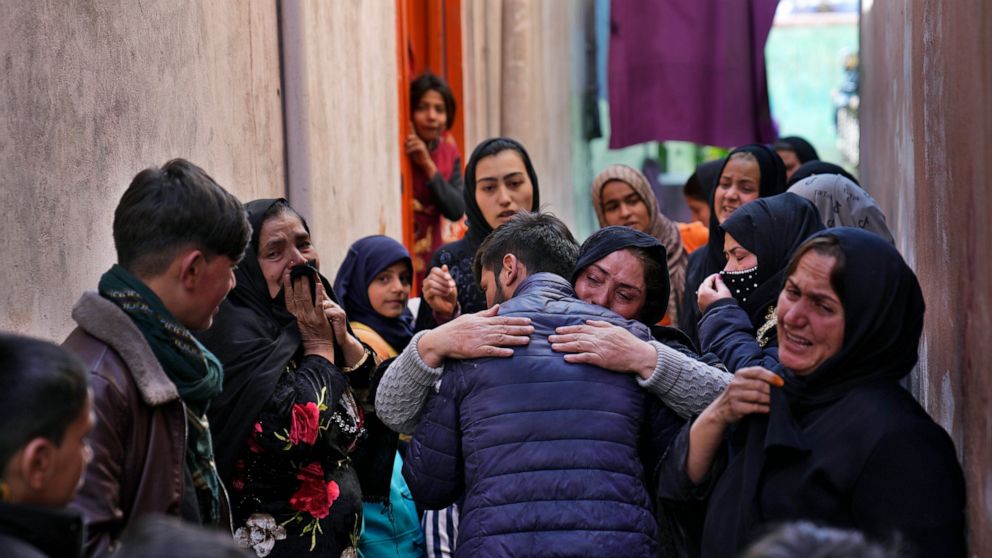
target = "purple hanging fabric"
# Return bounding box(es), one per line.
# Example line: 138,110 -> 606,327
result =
607,0 -> 779,149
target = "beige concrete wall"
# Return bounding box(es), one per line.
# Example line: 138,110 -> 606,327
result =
462,0 -> 577,230
0,0 -> 286,340
0,0 -> 403,341
280,1 -> 401,270
861,1 -> 992,553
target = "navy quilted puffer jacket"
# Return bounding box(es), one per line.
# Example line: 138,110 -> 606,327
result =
403,273 -> 684,557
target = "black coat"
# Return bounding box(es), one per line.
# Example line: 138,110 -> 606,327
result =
658,382 -> 966,557
0,502 -> 84,558
660,229 -> 967,557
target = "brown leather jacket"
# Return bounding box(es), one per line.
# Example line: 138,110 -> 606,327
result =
62,291 -> 230,557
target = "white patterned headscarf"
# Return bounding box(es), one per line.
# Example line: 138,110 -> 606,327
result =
788,174 -> 895,245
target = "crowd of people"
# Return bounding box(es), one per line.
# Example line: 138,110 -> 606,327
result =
0,72 -> 966,558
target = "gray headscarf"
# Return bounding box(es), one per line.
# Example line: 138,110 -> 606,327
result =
787,174 -> 895,244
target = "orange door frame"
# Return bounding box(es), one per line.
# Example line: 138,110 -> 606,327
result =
396,0 -> 464,294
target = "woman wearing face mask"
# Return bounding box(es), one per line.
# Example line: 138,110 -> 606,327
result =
657,229 -> 966,558
198,199 -> 380,557
681,145 -> 788,347
590,165 -> 688,327
415,137 -> 540,330
696,193 -> 823,373
333,236 -> 425,558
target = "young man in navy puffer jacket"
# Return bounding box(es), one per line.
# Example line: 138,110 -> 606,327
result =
403,212 -> 684,557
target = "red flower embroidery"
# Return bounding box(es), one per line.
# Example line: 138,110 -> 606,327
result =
289,462 -> 340,519
248,422 -> 265,454
232,460 -> 246,492
289,402 -> 321,445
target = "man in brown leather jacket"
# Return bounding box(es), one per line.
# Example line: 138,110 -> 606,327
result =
62,159 -> 250,556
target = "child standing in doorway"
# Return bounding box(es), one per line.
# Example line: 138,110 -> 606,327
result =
407,72 -> 464,289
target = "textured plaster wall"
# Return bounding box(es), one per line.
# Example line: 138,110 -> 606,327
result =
861,1 -> 992,554
1,1 -> 404,341
0,1 -> 285,340
280,1 -> 401,270
462,0 -> 576,230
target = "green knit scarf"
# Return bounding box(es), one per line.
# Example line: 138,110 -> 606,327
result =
98,264 -> 223,525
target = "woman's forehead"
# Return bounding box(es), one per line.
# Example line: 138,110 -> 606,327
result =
592,250 -> 645,286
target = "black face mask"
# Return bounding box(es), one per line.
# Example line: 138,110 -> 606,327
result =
720,266 -> 759,304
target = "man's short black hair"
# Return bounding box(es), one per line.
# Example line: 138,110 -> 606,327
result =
117,515 -> 249,558
0,334 -> 89,471
113,159 -> 250,277
474,212 -> 579,285
410,72 -> 457,130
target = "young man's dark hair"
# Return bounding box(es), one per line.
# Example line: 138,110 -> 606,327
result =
0,334 -> 89,471
114,158 -> 250,277
742,521 -> 900,558
0,333 -> 91,558
473,211 -> 579,285
410,72 -> 457,130
116,515 -> 250,558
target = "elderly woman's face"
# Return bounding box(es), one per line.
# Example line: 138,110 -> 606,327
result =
257,211 -> 320,298
776,251 -> 844,375
600,180 -> 650,233
574,249 -> 647,321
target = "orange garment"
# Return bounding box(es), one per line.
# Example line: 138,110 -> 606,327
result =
678,221 -> 709,254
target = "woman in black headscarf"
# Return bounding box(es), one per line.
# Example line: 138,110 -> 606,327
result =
414,137 -> 540,330
681,145 -> 788,347
774,135 -> 820,181
550,226 -> 731,422
695,193 -> 824,373
658,228 -> 966,558
199,199 -> 381,557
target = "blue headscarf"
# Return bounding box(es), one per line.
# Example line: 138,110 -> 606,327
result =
334,235 -> 416,352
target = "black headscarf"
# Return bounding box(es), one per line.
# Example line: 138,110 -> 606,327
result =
774,136 -> 820,164
572,226 -> 669,326
198,198 -> 350,482
780,228 -> 925,405
719,193 -> 824,327
684,158 -> 725,203
333,235 -> 415,353
697,145 -> 789,288
725,227 -> 925,549
462,137 -> 541,254
681,145 -> 787,345
787,160 -> 860,187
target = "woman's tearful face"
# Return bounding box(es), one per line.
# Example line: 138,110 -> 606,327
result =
776,251 -> 845,376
